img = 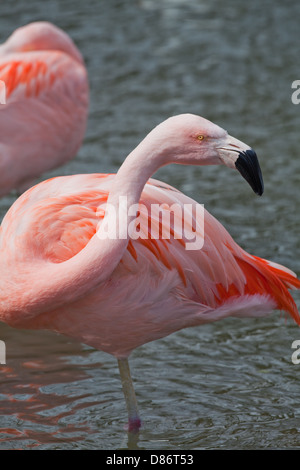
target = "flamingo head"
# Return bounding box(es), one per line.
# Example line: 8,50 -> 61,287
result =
152,114 -> 264,196
1,21 -> 84,65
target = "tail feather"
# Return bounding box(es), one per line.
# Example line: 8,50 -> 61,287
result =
252,256 -> 300,290
236,254 -> 300,325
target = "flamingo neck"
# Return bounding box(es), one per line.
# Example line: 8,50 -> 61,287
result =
109,136 -> 164,205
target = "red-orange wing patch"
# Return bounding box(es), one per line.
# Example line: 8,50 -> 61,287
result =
0,59 -> 49,100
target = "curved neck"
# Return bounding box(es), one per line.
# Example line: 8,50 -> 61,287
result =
108,137 -> 162,206
21,132 -> 167,316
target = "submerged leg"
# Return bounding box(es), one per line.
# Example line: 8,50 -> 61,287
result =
117,358 -> 141,432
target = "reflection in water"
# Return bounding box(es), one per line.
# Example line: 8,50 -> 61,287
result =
0,328 -> 105,449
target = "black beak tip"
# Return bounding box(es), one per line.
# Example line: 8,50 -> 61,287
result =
235,149 -> 264,196
255,183 -> 264,197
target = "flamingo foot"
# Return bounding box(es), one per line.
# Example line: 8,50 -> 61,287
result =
126,417 -> 142,433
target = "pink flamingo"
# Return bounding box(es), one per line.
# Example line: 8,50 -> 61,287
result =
0,21 -> 88,197
0,114 -> 299,432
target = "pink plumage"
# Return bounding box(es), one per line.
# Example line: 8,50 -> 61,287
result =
0,21 -> 89,197
0,113 -> 299,432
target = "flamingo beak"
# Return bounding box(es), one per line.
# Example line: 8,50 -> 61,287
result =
217,135 -> 264,196
235,149 -> 264,196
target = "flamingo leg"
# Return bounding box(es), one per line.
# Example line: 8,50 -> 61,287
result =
117,358 -> 141,432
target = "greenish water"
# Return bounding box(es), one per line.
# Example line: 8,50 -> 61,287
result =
0,0 -> 299,450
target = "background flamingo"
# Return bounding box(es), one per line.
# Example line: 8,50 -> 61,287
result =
0,114 -> 299,432
0,21 -> 89,197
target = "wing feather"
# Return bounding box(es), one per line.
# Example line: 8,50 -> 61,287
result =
0,51 -> 88,196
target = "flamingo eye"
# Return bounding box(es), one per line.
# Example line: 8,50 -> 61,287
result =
197,135 -> 205,141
